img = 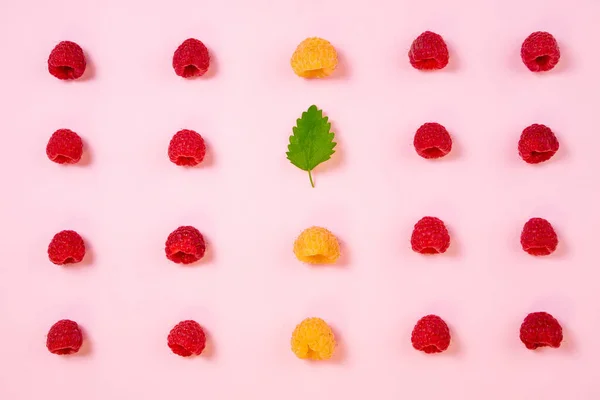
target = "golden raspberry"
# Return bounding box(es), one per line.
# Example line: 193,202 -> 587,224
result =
290,37 -> 338,78
293,226 -> 340,264
291,317 -> 336,360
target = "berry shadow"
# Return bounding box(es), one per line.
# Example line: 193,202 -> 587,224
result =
78,237 -> 95,268
75,325 -> 92,356
444,40 -> 460,72
443,226 -> 461,258
444,322 -> 462,357
77,138 -> 93,166
443,133 -> 461,161
79,51 -> 96,81
203,49 -> 218,79
330,48 -> 351,80
197,138 -> 215,168
201,237 -> 215,265
335,237 -> 351,268
200,327 -> 216,360
328,325 -> 346,364
559,325 -> 576,354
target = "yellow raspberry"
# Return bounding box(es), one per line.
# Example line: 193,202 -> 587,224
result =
293,226 -> 340,264
291,317 -> 336,360
290,37 -> 338,78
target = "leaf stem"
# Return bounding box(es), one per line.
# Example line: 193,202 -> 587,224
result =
308,170 -> 314,188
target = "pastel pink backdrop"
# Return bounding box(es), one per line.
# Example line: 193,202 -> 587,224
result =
1,0 -> 599,398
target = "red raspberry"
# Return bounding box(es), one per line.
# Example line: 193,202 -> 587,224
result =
411,315 -> 451,353
46,129 -> 83,164
48,41 -> 87,80
520,218 -> 558,256
408,31 -> 449,71
168,320 -> 206,357
172,38 -> 210,78
520,312 -> 563,350
411,217 -> 450,254
168,129 -> 206,166
165,226 -> 206,264
46,319 -> 83,355
414,122 -> 452,159
518,124 -> 559,164
48,230 -> 86,265
521,32 -> 560,72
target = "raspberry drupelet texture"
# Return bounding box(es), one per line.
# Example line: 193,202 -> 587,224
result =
172,38 -> 210,78
521,32 -> 560,72
518,124 -> 559,164
414,122 -> 452,159
48,230 -> 86,265
520,218 -> 558,256
168,320 -> 206,357
46,319 -> 83,355
520,312 -> 563,350
290,37 -> 338,78
411,217 -> 450,254
165,226 -> 206,264
293,226 -> 340,264
291,317 -> 336,360
411,315 -> 451,353
409,31 -> 449,70
46,129 -> 83,164
48,41 -> 86,80
168,129 -> 206,166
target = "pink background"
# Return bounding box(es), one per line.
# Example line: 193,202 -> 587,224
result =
1,0 -> 599,398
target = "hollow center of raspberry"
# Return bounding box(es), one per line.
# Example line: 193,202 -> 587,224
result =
182,65 -> 200,77
527,341 -> 550,349
420,247 -> 439,254
421,147 -> 445,158
171,251 -> 198,264
528,150 -> 555,163
306,254 -> 330,264
421,345 -> 441,353
170,343 -> 193,356
63,257 -> 75,264
414,58 -> 441,70
535,55 -> 550,68
52,155 -> 72,164
55,66 -> 75,79
176,156 -> 198,166
526,246 -> 552,256
303,68 -> 331,78
53,346 -> 76,355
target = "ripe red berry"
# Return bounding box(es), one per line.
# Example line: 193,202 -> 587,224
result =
172,38 -> 210,78
521,32 -> 560,72
48,230 -> 86,265
414,122 -> 452,159
411,217 -> 450,254
168,129 -> 206,166
520,218 -> 558,256
168,320 -> 206,357
46,129 -> 83,164
48,41 -> 87,80
411,315 -> 451,353
520,312 -> 563,350
165,226 -> 206,264
518,124 -> 559,164
408,31 -> 449,71
46,319 -> 83,355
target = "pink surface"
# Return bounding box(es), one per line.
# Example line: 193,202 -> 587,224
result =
0,0 -> 599,398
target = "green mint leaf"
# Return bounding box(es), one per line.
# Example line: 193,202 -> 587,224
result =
286,105 -> 337,187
